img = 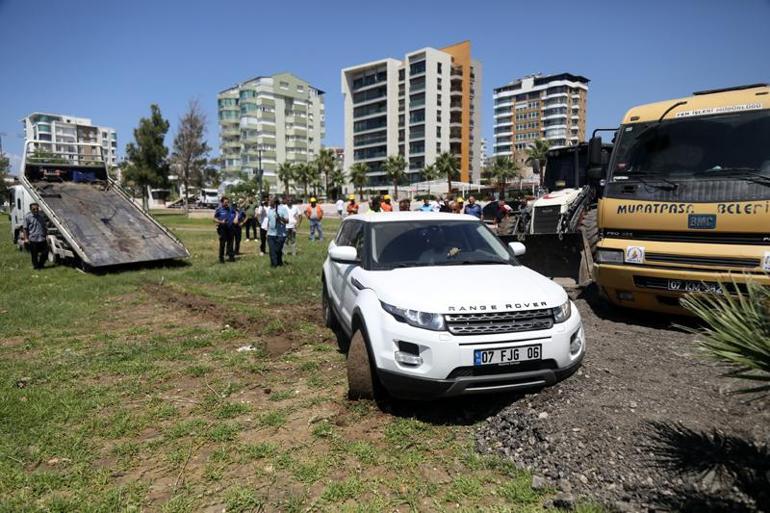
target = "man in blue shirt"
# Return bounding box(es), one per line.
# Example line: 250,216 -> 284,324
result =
463,195 -> 482,219
419,198 -> 433,212
214,196 -> 236,263
266,196 -> 290,267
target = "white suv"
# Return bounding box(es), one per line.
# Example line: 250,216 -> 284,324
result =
322,212 -> 585,400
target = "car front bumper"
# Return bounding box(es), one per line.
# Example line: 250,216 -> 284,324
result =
364,301 -> 585,400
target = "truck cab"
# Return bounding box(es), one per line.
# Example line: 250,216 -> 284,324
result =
592,84 -> 770,314
9,185 -> 35,247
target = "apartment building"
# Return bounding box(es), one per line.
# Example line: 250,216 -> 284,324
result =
22,112 -> 118,166
342,41 -> 481,189
493,73 -> 588,164
217,72 -> 325,185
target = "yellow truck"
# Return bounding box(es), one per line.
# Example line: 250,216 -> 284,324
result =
587,84 -> 770,314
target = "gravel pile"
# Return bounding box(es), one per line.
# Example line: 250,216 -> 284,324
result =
475,294 -> 769,512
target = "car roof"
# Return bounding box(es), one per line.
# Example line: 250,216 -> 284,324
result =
345,212 -> 480,223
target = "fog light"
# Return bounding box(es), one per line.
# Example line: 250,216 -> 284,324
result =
570,328 -> 584,355
395,351 -> 423,366
617,291 -> 634,301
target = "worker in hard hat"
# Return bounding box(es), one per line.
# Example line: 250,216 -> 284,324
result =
305,197 -> 324,241
346,194 -> 359,216
381,194 -> 393,212
452,197 -> 464,214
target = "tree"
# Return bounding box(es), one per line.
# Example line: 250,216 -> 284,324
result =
349,162 -> 368,200
526,139 -> 550,187
489,155 -> 521,196
294,162 -> 313,199
422,163 -> 439,195
435,151 -> 460,193
682,280 -> 770,395
0,151 -> 10,199
315,148 -> 337,198
123,104 -> 170,211
171,100 -> 210,214
277,162 -> 295,196
328,167 -> 347,199
384,154 -> 407,199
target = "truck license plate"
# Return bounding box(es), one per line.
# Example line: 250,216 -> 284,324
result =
474,344 -> 541,366
667,280 -> 723,294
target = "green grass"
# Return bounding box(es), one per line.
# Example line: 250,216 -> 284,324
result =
0,214 -> 562,512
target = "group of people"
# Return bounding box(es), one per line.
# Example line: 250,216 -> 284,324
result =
334,193 -> 484,218
214,195 -> 325,268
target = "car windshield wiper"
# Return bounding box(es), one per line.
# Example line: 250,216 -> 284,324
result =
442,259 -> 508,266
624,172 -> 679,191
695,166 -> 770,186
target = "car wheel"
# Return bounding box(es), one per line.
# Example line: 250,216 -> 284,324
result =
347,330 -> 376,400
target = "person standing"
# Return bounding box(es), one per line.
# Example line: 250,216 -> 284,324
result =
267,197 -> 290,267
419,198 -> 433,212
305,197 -> 324,241
257,198 -> 269,256
346,195 -> 359,216
335,197 -> 345,218
23,202 -> 48,270
233,203 -> 246,255
285,197 -> 301,257
452,197 -> 464,213
381,194 -> 393,212
214,196 -> 236,263
366,196 -> 382,215
244,196 -> 258,241
398,198 -> 411,212
464,195 -> 482,219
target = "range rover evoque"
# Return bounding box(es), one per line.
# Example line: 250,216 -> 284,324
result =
321,212 -> 585,400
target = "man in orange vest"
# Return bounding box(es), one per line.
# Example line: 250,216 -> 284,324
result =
346,194 -> 359,215
305,197 -> 324,241
381,194 -> 393,212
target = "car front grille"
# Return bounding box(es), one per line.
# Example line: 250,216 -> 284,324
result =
643,252 -> 761,269
444,309 -> 554,336
532,205 -> 560,234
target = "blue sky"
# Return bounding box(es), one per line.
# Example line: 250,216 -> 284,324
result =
1,0 -> 768,174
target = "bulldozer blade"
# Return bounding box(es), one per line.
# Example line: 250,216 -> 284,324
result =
500,233 -> 588,287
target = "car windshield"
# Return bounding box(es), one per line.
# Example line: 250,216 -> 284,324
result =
369,220 -> 517,270
610,109 -> 770,181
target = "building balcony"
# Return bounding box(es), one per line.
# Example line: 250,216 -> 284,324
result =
543,92 -> 569,100
542,103 -> 568,110
221,128 -> 240,137
542,113 -> 568,121
572,104 -> 580,110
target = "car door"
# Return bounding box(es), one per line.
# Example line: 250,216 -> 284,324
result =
328,220 -> 356,307
338,222 -> 366,324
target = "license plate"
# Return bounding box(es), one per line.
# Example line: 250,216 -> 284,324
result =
474,344 -> 542,366
667,279 -> 723,294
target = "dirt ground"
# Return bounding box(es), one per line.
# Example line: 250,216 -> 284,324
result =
476,287 -> 770,512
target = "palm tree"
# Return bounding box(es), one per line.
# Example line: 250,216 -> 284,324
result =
277,161 -> 294,196
435,151 -> 460,193
384,154 -> 407,199
294,162 -> 313,199
315,148 -> 337,199
422,163 -> 439,195
526,139 -> 550,187
328,167 -> 347,199
489,155 -> 521,196
349,162 -> 369,200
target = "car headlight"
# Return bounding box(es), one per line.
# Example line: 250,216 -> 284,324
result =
381,302 -> 446,331
595,249 -> 624,264
553,300 -> 572,323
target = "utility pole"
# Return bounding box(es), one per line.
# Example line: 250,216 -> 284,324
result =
257,148 -> 263,198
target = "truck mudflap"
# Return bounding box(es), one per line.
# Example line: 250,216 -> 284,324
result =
500,232 -> 591,287
34,181 -> 188,268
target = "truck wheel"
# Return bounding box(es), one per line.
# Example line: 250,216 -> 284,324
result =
578,209 -> 599,285
347,330 -> 377,401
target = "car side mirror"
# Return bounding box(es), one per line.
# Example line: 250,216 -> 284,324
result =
588,136 -> 603,168
508,241 -> 526,256
329,245 -> 358,263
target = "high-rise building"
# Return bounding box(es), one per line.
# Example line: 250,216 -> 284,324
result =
22,112 -> 118,166
493,73 -> 589,164
342,41 -> 481,189
217,72 -> 325,185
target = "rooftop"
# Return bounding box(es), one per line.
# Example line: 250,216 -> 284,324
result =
494,72 -> 590,94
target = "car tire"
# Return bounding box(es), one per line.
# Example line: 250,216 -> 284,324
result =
347,330 -> 377,401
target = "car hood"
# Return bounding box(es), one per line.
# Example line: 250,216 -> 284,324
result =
361,264 -> 567,314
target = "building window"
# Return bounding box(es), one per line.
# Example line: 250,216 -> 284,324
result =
297,85 -> 304,92
398,69 -> 405,81
409,109 -> 425,124
280,81 -> 289,90
437,62 -> 442,74
409,60 -> 426,75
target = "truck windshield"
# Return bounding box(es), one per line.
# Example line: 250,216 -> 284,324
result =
610,109 -> 770,181
369,220 -> 517,270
